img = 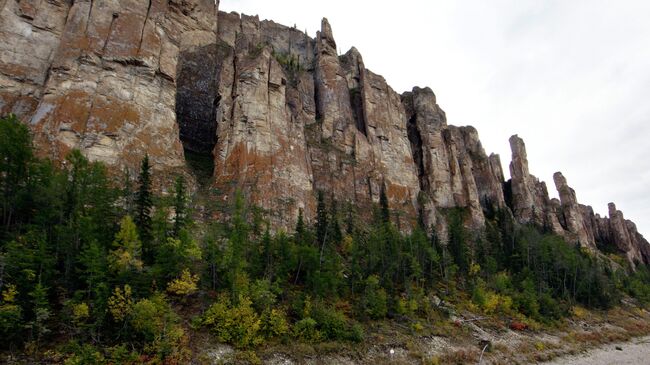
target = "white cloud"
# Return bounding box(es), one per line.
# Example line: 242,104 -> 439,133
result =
220,0 -> 650,235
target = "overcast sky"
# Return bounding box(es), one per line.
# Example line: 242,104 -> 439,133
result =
220,0 -> 650,235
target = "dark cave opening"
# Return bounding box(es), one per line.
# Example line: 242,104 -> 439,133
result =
175,44 -> 220,181
350,87 -> 367,137
503,180 -> 513,211
407,115 -> 428,192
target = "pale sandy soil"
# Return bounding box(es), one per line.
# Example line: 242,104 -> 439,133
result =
543,335 -> 650,365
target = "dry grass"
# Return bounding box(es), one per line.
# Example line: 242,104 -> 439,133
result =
438,348 -> 480,364
192,301 -> 650,364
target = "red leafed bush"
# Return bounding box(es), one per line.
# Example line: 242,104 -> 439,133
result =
510,321 -> 528,331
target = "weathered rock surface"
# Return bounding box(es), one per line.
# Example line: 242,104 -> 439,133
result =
508,135 -> 563,234
553,172 -> 594,249
0,1 -> 647,265
608,203 -> 646,266
0,0 -> 218,186
505,135 -> 649,266
210,14 -> 420,230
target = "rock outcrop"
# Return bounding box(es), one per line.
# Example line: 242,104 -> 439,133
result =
1,1 -> 647,266
553,172 -> 594,249
0,0 -> 219,185
507,135 -> 564,235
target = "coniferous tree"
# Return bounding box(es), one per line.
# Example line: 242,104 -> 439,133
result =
316,191 -> 327,246
109,215 -> 143,277
260,226 -> 272,278
28,282 -> 51,348
448,209 -> 470,274
345,202 -> 355,234
135,155 -> 153,264
3,111 -> 650,356
172,175 -> 187,236
122,167 -> 134,216
379,183 -> 390,224
79,240 -> 109,312
0,114 -> 32,233
329,197 -> 342,244
296,208 -> 306,237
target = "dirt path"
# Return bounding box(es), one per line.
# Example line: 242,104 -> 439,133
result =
543,336 -> 650,365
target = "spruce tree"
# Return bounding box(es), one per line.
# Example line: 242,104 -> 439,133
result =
448,209 -> 470,274
295,208 -> 306,239
329,197 -> 342,244
135,155 -> 153,264
172,175 -> 187,236
122,167 -> 134,216
345,203 -> 354,234
0,114 -> 32,233
316,191 -> 327,246
379,183 -> 390,224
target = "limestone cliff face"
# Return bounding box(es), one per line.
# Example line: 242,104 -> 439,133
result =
0,0 -> 218,186
1,1 -> 648,266
210,15 -> 420,229
402,87 -> 507,233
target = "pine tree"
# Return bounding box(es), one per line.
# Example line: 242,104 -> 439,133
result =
296,208 -> 306,237
135,155 -> 153,264
345,202 -> 355,234
448,209 -> 470,274
261,226 -> 272,278
28,282 -> 51,348
379,183 -> 390,224
0,114 -> 32,232
122,167 -> 134,216
329,197 -> 342,244
316,191 -> 328,246
79,240 -> 110,326
172,175 -> 187,236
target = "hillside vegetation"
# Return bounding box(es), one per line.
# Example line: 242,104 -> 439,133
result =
1,114 -> 650,364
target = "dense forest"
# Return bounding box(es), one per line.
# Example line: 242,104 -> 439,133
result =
1,114 -> 650,364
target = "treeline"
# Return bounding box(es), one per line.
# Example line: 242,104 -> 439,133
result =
1,114 -> 649,363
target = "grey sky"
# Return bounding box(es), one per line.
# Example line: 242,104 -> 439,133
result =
221,0 -> 650,235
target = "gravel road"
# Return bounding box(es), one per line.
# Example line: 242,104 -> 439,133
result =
543,336 -> 650,365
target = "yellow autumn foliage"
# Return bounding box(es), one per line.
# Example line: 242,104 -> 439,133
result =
166,269 -> 199,296
72,302 -> 90,322
2,284 -> 18,303
108,285 -> 133,322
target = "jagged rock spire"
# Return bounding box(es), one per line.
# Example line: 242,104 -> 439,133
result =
553,172 -> 594,248
319,17 -> 337,49
0,2 -> 648,266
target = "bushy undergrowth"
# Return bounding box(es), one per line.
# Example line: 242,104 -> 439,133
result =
0,113 -> 649,361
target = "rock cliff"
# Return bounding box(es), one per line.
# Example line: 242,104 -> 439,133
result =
1,0 -> 648,267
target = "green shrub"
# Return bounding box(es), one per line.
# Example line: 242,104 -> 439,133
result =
105,345 -> 139,364
310,303 -> 365,342
202,295 -> 263,348
493,272 -> 513,293
260,308 -> 290,340
312,304 -> 348,340
538,292 -> 563,320
64,344 -> 105,365
347,322 -> 365,342
471,282 -> 487,308
292,317 -> 322,342
0,303 -> 22,343
395,295 -> 420,316
249,279 -> 278,311
361,275 -> 388,319
513,280 -> 540,320
129,294 -> 187,360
